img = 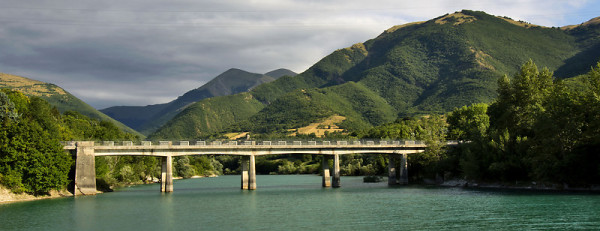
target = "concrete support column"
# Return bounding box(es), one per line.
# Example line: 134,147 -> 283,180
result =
399,153 -> 408,185
332,154 -> 341,188
248,155 -> 256,190
241,156 -> 249,190
161,155 -> 173,192
322,155 -> 331,187
388,155 -> 398,185
74,141 -> 97,196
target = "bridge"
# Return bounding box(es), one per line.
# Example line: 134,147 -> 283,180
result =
63,140 -> 449,196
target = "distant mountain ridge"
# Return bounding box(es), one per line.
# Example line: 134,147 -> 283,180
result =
101,68 -> 296,135
148,10 -> 600,140
0,72 -> 142,137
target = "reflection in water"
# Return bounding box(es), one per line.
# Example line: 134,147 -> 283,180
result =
1,175 -> 600,230
160,192 -> 174,229
73,196 -> 96,230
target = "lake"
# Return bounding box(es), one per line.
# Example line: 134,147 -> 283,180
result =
1,175 -> 599,230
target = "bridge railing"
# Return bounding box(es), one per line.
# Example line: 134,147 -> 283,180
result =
62,140 -> 461,147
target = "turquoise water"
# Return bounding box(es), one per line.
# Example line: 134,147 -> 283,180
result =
1,175 -> 599,230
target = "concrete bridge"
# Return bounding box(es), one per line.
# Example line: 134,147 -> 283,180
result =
63,140 -> 449,196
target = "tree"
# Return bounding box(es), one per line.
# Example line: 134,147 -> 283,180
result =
488,60 -> 553,137
484,60 -> 554,181
0,91 -> 19,125
447,103 -> 489,141
0,91 -> 72,194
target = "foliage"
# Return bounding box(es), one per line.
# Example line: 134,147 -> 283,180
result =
455,61 -> 600,185
447,103 -> 489,141
0,89 -> 143,194
0,91 -> 19,124
362,115 -> 451,180
0,90 -> 72,195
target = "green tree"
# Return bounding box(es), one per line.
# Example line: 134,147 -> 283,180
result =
0,91 -> 73,194
447,103 -> 489,141
484,60 -> 554,181
0,91 -> 19,124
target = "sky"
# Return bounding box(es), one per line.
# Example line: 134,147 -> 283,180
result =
0,0 -> 599,109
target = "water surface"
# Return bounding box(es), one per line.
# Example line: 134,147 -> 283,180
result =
1,175 -> 599,230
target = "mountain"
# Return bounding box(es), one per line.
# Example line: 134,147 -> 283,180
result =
101,68 -> 296,135
149,10 -> 600,140
0,72 -> 143,137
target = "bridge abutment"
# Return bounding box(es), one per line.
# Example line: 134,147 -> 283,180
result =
332,154 -> 340,188
322,155 -> 331,187
161,155 -> 173,192
74,141 -> 97,196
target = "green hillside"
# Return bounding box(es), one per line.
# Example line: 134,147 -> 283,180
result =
148,92 -> 265,140
102,68 -> 296,135
151,10 -> 600,139
0,73 -> 143,137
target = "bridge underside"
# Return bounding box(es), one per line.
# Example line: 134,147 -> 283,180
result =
68,141 -> 422,195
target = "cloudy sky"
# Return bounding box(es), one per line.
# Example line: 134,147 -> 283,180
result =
1,0 -> 598,109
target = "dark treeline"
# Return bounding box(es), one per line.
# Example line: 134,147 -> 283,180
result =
447,60 -> 600,186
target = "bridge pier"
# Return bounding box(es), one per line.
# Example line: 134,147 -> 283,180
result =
332,154 -> 340,188
388,155 -> 398,185
399,153 -> 408,185
74,141 -> 97,196
161,156 -> 173,192
241,156 -> 249,189
388,153 -> 408,185
248,155 -> 256,190
322,155 -> 331,187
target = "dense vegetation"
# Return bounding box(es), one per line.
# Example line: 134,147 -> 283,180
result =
151,10 -> 600,140
447,61 -> 600,186
0,90 -> 147,194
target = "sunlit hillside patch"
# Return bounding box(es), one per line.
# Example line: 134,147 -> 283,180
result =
289,115 -> 346,137
225,132 -> 249,140
0,73 -> 67,97
384,21 -> 425,34
435,12 -> 476,25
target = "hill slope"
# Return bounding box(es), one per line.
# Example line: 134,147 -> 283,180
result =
101,68 -> 296,135
150,10 -> 600,139
0,72 -> 142,137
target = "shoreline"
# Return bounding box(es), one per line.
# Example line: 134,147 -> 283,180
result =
0,185 -> 73,205
437,178 -> 600,192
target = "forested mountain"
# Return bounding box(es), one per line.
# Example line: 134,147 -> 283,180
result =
0,73 -> 142,137
150,10 -> 600,140
101,68 -> 295,135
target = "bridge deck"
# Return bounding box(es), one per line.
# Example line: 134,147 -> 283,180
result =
62,140 -> 442,156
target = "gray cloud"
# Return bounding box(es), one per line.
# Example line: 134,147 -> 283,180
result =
0,0 -> 597,109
